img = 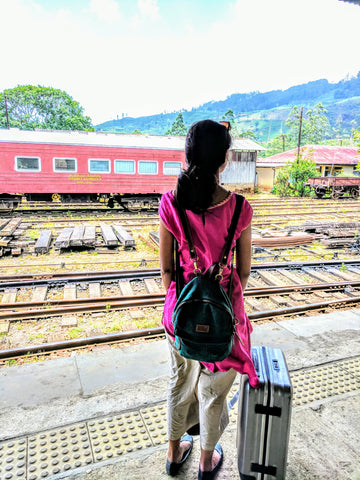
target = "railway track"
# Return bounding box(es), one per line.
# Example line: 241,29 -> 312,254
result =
5,197 -> 360,222
2,215 -> 359,261
1,260 -> 360,362
11,205 -> 360,221
1,195 -> 359,360
1,280 -> 359,320
0,258 -> 359,285
1,196 -> 359,260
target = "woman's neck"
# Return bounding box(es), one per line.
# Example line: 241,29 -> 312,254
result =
211,185 -> 230,206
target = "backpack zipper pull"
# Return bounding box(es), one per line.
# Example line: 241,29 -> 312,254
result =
234,318 -> 245,346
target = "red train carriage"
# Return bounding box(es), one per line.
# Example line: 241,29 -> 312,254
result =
0,129 -> 186,209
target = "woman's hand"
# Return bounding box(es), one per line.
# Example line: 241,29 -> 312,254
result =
159,220 -> 174,291
236,224 -> 252,292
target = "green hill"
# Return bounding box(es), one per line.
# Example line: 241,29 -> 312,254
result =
95,73 -> 360,142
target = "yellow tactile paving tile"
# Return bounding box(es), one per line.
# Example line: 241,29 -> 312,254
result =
0,356 -> 359,480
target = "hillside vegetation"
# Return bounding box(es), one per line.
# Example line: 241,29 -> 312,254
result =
95,73 -> 360,143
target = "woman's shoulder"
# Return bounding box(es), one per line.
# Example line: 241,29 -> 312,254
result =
234,193 -> 252,231
159,190 -> 176,224
218,191 -> 251,210
160,190 -> 175,207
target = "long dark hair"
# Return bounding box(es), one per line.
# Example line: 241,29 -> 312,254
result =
176,119 -> 231,213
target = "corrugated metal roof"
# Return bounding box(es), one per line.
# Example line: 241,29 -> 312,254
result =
0,128 -> 264,152
231,137 -> 266,151
256,145 -> 359,167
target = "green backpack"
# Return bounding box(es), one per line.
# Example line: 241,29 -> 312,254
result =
172,194 -> 244,363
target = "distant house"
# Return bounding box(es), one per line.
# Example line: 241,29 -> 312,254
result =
220,138 -> 266,192
256,145 -> 360,190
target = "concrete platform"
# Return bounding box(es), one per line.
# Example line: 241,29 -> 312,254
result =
1,309 -> 360,480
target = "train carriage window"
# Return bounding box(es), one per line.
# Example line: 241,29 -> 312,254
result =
115,160 -> 135,174
53,158 -> 77,172
138,161 -> 158,175
15,156 -> 40,172
89,159 -> 110,173
163,162 -> 182,175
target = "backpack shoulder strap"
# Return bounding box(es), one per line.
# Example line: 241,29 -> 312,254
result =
174,195 -> 200,273
218,193 -> 244,266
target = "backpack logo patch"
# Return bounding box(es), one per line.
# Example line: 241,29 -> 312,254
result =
195,324 -> 210,333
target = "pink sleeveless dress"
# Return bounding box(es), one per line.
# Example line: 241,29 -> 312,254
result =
159,191 -> 260,388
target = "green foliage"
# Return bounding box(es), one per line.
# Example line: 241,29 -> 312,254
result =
222,109 -> 235,121
262,103 -> 331,157
221,111 -> 257,140
165,112 -> 187,135
236,129 -> 257,140
324,138 -> 355,147
272,167 -> 292,196
285,102 -> 331,146
273,152 -> 319,197
95,74 -> 360,139
6,359 -> 17,367
133,129 -> 142,134
0,85 -> 94,131
261,134 -> 289,157
354,127 -> 360,173
305,103 -> 331,143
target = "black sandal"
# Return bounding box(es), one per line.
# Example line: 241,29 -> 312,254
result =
198,443 -> 223,480
166,434 -> 193,476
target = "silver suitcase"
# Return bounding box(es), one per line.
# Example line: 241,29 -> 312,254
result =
236,346 -> 292,479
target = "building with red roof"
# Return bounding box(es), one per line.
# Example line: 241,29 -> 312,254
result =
256,145 -> 359,190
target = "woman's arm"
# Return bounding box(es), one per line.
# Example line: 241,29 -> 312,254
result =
159,220 -> 174,291
236,223 -> 252,292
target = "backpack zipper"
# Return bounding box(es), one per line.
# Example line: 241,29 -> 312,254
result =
173,298 -> 234,319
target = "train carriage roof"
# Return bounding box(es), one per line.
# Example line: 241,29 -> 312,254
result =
0,128 -> 265,152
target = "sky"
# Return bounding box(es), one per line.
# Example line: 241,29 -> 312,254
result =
1,0 -> 360,125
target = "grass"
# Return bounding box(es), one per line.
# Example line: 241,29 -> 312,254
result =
68,327 -> 85,339
26,229 -> 40,240
28,333 -> 46,340
5,359 -> 17,367
134,318 -> 160,329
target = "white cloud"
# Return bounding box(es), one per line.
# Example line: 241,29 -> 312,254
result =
89,0 -> 122,23
137,0 -> 159,20
0,0 -> 359,125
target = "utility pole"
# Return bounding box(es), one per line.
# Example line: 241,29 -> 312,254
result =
297,106 -> 303,162
4,92 -> 10,129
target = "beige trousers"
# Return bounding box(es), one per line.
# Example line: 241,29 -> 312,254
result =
166,335 -> 237,451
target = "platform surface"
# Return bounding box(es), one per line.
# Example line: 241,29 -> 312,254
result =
1,309 -> 360,480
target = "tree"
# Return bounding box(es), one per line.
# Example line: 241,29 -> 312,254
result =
273,152 -> 319,197
261,133 -> 289,157
165,112 -> 187,135
133,129 -> 142,134
354,127 -> 360,173
285,103 -> 330,147
304,103 -> 331,144
237,129 -> 257,141
221,110 -> 257,140
0,85 -> 93,131
222,109 -> 235,121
